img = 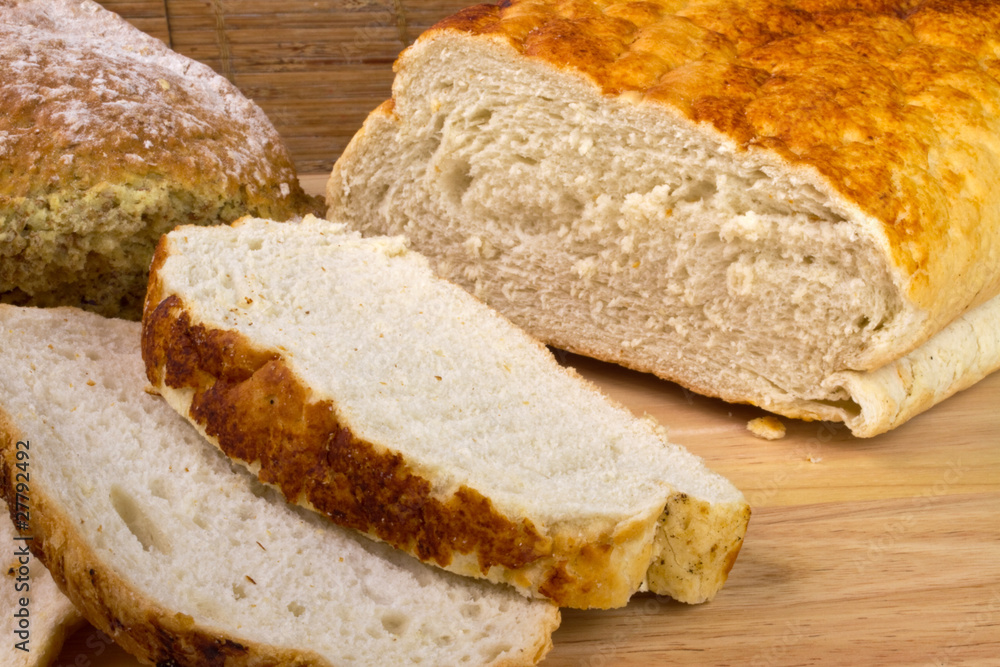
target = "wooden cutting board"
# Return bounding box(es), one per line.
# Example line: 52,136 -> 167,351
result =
53,177 -> 1000,666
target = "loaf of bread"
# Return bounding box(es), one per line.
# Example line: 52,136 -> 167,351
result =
326,0 -> 1000,437
0,0 -> 319,320
142,215 -> 749,610
1,499 -> 83,667
0,305 -> 559,666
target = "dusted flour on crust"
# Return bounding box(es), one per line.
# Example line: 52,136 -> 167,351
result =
0,0 -> 319,318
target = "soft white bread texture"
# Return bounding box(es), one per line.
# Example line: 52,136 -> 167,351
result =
0,305 -> 558,666
326,0 -> 1000,437
1,499 -> 83,667
141,215 -> 749,609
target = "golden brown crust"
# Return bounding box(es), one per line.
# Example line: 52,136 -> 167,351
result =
143,292 -> 651,608
0,0 -> 312,210
0,0 -> 322,318
417,0 -> 1000,318
0,409 -> 325,667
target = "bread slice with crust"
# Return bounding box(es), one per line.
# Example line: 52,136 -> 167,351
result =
0,305 -> 559,666
1,498 -> 84,667
326,0 -> 1000,437
141,215 -> 749,610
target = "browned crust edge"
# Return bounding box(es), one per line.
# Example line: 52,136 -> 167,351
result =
141,232 -> 666,608
142,289 -> 648,608
0,408 -> 326,667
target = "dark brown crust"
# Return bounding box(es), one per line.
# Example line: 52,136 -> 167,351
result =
140,223 -> 755,608
143,294 -> 552,573
0,409 -> 325,667
417,0 -> 1000,315
141,284 -> 664,608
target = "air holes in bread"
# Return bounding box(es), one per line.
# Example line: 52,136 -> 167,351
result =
381,611 -> 409,636
460,603 -> 481,619
148,477 -> 170,500
484,642 -> 513,662
110,485 -> 171,554
440,158 -> 473,204
232,582 -> 247,600
675,179 -> 718,202
467,108 -> 492,126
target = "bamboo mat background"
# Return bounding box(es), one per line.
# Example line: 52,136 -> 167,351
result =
97,0 -> 473,173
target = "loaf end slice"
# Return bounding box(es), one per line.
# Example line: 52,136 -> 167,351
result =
0,305 -> 558,666
142,215 -> 749,609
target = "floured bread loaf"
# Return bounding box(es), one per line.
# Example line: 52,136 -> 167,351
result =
326,0 -> 1000,437
142,215 -> 749,609
0,0 -> 319,320
0,305 -> 558,666
1,499 -> 83,667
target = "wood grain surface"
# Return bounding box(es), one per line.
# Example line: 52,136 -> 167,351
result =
49,174 -> 1000,666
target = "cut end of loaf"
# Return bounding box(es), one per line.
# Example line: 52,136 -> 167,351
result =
141,216 -> 749,609
645,492 -> 750,604
327,4 -> 1000,436
326,31 -> 916,428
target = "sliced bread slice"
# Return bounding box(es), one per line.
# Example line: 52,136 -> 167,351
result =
1,498 -> 84,667
0,305 -> 559,666
142,215 -> 750,609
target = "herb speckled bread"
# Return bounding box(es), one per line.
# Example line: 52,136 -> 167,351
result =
141,215 -> 749,610
0,0 -> 319,319
326,0 -> 1000,437
0,305 -> 558,666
